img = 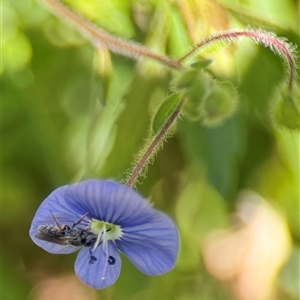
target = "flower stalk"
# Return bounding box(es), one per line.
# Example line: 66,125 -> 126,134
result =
41,0 -> 183,70
126,29 -> 298,185
126,99 -> 184,187
179,29 -> 297,90
40,1 -> 298,183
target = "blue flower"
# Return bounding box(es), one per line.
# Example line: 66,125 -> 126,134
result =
29,180 -> 179,289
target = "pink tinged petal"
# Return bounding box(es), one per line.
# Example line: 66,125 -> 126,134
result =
116,212 -> 179,275
64,180 -> 155,225
75,241 -> 121,289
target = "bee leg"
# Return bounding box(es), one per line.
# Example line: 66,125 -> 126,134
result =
50,211 -> 63,231
85,221 -> 92,232
72,212 -> 89,228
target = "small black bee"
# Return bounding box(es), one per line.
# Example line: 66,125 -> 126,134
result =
35,225 -> 97,247
35,211 -> 98,263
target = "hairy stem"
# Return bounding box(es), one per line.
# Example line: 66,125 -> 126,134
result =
40,2 -> 298,185
41,0 -> 183,70
179,29 -> 297,90
126,100 -> 184,187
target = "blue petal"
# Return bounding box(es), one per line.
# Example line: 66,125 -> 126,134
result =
116,211 -> 179,275
64,180 -> 156,226
29,186 -> 86,254
75,241 -> 121,289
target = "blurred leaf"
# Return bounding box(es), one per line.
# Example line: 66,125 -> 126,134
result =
276,129 -> 300,178
2,31 -> 32,72
279,247 -> 300,299
86,56 -> 135,176
167,5 -> 191,58
1,253 -> 31,300
243,0 -> 297,30
65,0 -> 135,38
178,117 -> 245,200
272,85 -> 300,130
176,175 -> 228,270
102,74 -> 169,180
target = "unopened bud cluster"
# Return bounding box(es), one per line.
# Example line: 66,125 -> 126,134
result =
174,61 -> 238,125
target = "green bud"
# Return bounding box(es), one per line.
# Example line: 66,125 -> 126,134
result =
173,58 -> 213,89
272,85 -> 300,130
173,59 -> 238,124
201,81 -> 238,126
182,71 -> 213,121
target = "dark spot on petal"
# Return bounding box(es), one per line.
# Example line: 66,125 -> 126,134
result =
89,256 -> 97,264
108,256 -> 115,265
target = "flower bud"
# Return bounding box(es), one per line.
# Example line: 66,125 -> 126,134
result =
182,71 -> 213,121
174,58 -> 212,89
201,81 -> 238,126
173,60 -> 238,124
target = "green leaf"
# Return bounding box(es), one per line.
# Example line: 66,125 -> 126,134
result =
190,58 -> 213,70
87,57 -> 135,175
168,6 -> 191,57
1,252 -> 30,300
279,247 -> 300,299
178,117 -> 245,200
272,84 -> 300,130
175,177 -> 227,269
151,93 -> 182,136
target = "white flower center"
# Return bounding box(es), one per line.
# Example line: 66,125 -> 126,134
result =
90,219 -> 122,242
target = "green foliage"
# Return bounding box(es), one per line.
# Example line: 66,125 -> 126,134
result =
272,84 -> 300,130
85,57 -> 135,177
151,93 -> 182,135
4,0 -> 300,299
279,247 -> 300,299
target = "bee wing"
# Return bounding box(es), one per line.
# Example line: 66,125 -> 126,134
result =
35,231 -> 74,246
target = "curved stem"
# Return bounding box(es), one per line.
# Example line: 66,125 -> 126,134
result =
126,99 -> 184,187
42,0 -> 183,70
40,1 -> 298,185
179,29 -> 297,90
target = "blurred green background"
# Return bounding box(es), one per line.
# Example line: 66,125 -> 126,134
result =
3,0 -> 299,299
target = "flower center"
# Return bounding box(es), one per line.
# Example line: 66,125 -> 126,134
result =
88,219 -> 122,279
90,219 -> 122,241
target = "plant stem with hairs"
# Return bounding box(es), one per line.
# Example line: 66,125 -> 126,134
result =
41,0 -> 183,70
125,99 -> 184,187
179,29 -> 297,90
41,0 -> 298,184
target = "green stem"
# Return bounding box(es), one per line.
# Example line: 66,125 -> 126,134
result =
126,99 -> 184,187
41,0 -> 183,70
179,29 -> 297,90
40,1 -> 298,185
